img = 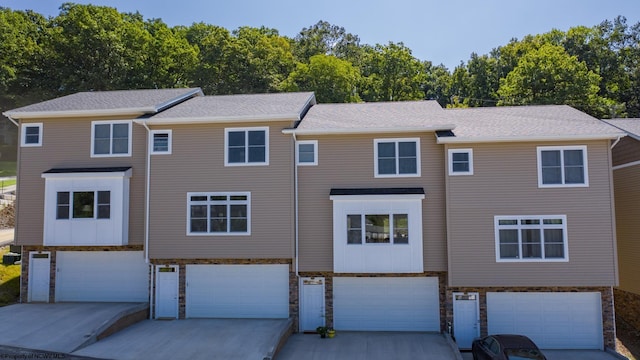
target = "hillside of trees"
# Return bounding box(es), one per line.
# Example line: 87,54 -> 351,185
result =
1,3 -> 639,120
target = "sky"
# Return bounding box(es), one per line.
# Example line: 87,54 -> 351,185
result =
3,0 -> 640,70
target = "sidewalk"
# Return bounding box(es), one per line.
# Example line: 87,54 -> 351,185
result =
0,228 -> 14,247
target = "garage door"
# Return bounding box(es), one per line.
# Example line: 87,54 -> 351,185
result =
186,264 -> 289,318
487,292 -> 603,349
55,251 -> 148,302
333,277 -> 440,331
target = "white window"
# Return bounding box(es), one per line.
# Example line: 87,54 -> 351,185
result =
225,127 -> 269,166
150,130 -> 172,155
296,140 -> 318,166
21,123 -> 42,147
448,148 -> 473,175
187,192 -> 251,235
374,138 -> 420,177
537,146 -> 588,187
494,215 -> 568,262
56,191 -> 110,220
91,120 -> 132,157
347,213 -> 408,245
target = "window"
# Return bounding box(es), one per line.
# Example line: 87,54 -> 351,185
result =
150,130 -> 172,155
346,213 -> 409,245
225,127 -> 269,166
297,140 -> 318,166
91,120 -> 132,157
374,138 -> 420,177
448,148 -> 473,175
21,123 -> 42,147
494,215 -> 568,262
56,190 -> 110,220
187,192 -> 250,235
537,146 -> 588,187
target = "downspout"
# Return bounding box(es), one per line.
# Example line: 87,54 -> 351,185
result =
141,120 -> 154,319
5,115 -> 19,127
610,135 -> 622,150
292,132 -> 299,278
6,116 -> 20,303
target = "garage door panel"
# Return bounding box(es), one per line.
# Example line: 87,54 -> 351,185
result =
487,292 -> 602,349
55,251 -> 148,302
333,277 -> 440,331
186,264 -> 289,319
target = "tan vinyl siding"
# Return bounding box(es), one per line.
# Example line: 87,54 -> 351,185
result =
16,117 -> 146,246
297,133 -> 447,272
612,137 -> 640,166
446,140 -> 617,287
147,121 -> 294,259
613,165 -> 640,295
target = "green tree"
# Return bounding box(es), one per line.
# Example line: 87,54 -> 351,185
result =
282,54 -> 360,103
293,20 -> 362,65
422,61 -> 451,106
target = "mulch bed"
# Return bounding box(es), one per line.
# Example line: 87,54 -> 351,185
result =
0,203 -> 14,229
617,317 -> 640,360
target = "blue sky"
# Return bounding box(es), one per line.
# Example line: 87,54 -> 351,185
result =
3,0 -> 640,70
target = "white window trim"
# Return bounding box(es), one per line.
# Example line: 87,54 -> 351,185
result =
150,130 -> 172,155
91,120 -> 133,158
536,145 -> 588,188
224,127 -> 269,167
56,190 -> 111,221
448,148 -> 473,176
494,215 -> 569,263
186,192 -> 251,236
346,212 -> 409,246
296,140 -> 318,166
21,123 -> 43,147
373,138 -> 421,178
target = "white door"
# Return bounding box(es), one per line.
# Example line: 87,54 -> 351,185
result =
28,252 -> 50,302
55,251 -> 148,302
155,266 -> 179,319
453,292 -> 480,349
186,264 -> 289,318
487,292 -> 603,349
300,277 -> 325,332
333,277 -> 440,331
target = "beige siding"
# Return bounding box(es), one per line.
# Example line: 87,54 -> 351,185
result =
297,133 -> 447,272
147,121 -> 294,259
611,137 -> 640,166
16,117 -> 147,246
446,140 -> 617,287
613,165 -> 640,295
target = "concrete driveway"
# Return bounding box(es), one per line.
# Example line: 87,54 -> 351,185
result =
276,332 -> 461,360
461,349 -> 625,359
73,318 -> 291,360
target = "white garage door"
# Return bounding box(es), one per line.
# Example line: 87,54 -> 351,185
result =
487,292 -> 603,349
186,264 -> 289,318
333,277 -> 440,331
55,251 -> 148,302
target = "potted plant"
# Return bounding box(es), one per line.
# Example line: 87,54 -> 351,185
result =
327,328 -> 336,338
316,326 -> 328,338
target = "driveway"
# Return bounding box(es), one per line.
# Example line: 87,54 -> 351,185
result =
73,318 -> 291,360
276,332 -> 460,360
461,349 -> 624,360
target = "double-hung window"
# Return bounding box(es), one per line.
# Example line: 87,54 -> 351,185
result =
537,146 -> 588,187
296,140 -> 318,166
346,213 -> 409,245
187,192 -> 250,235
374,138 -> 420,177
150,130 -> 172,155
56,190 -> 111,220
495,215 -> 568,262
21,123 -> 43,147
92,120 -> 132,157
448,149 -> 473,175
225,127 -> 269,166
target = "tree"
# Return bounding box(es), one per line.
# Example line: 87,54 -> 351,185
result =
359,42 -> 426,102
293,20 -> 362,64
497,43 -> 615,117
282,54 -> 360,103
422,61 -> 451,107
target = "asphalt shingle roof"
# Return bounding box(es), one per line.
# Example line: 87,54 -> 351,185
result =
4,88 -> 203,118
147,92 -> 315,123
602,118 -> 640,139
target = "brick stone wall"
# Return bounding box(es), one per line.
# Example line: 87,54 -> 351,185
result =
20,245 -> 144,303
614,288 -> 640,331
446,286 -> 615,350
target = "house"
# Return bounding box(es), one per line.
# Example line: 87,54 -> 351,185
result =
602,118 -> 640,333
3,89 -> 624,352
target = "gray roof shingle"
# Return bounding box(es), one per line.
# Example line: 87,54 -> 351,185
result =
146,92 -> 316,123
602,118 -> 640,139
4,88 -> 203,119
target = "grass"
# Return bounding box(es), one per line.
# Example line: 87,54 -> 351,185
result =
0,179 -> 15,188
0,161 -> 16,177
0,246 -> 20,306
